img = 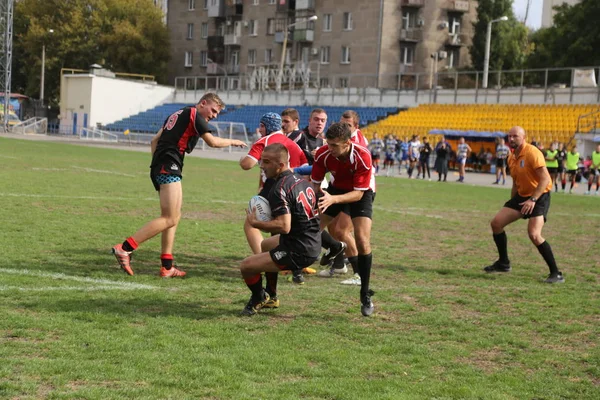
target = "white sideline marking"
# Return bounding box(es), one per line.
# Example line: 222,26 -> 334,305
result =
71,166 -> 136,177
374,206 -> 444,219
32,167 -> 70,172
0,155 -> 18,159
0,268 -> 158,290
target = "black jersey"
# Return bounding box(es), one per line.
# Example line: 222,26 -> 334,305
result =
266,170 -> 320,258
151,106 -> 212,172
555,149 -> 567,164
289,126 -> 324,165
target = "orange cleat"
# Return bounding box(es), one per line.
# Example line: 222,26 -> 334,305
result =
112,244 -> 134,276
159,266 -> 187,278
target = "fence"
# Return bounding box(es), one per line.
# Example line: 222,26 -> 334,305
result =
174,65 -> 600,106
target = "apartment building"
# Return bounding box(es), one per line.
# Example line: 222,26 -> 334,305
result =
541,0 -> 580,28
167,0 -> 477,89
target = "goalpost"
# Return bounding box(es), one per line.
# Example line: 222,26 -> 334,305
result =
204,121 -> 253,152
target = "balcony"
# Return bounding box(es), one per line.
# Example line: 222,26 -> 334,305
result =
399,28 -> 422,42
400,0 -> 424,7
274,31 -> 287,44
399,64 -> 416,74
446,33 -> 466,46
227,64 -> 240,74
224,34 -> 241,46
225,0 -> 243,17
443,0 -> 470,12
207,36 -> 224,52
208,0 -> 224,18
276,0 -> 294,13
296,0 -> 314,10
293,29 -> 314,42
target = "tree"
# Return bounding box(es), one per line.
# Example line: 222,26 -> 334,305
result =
469,0 -> 530,80
12,0 -> 169,107
528,0 -> 600,69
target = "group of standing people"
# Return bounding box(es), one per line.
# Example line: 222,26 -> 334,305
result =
541,141 -> 600,195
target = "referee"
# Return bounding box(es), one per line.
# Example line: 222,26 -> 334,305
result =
484,126 -> 564,283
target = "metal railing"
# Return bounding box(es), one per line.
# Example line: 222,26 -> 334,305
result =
11,117 -> 48,134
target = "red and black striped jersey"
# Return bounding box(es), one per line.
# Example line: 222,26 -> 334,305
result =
311,143 -> 374,192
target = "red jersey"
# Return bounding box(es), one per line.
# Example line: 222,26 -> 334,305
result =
246,131 -> 308,168
311,143 -> 374,192
351,129 -> 369,147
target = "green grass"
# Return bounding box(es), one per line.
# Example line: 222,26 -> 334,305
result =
1,137 -> 599,399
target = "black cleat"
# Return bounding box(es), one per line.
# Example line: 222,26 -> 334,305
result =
240,292 -> 270,316
544,272 -> 565,284
320,241 -> 347,266
292,272 -> 305,285
360,290 -> 375,317
483,261 -> 512,273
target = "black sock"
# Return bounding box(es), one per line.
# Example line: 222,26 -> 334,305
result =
408,167 -> 413,177
332,252 -> 345,269
537,241 -> 559,275
493,232 -> 510,264
358,253 -> 373,298
570,182 -> 574,191
122,240 -> 134,252
443,173 -> 447,181
265,272 -> 278,298
348,256 -> 359,275
244,274 -> 264,302
561,180 -> 566,190
589,182 -> 593,191
321,230 -> 339,251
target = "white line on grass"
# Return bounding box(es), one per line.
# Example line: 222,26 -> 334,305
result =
0,285 -> 155,292
0,192 -> 247,205
0,154 -> 18,159
0,268 -> 158,290
71,166 -> 137,177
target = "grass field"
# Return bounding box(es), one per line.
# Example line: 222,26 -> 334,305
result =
1,136 -> 599,400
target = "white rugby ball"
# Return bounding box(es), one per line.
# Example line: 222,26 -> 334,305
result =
248,195 -> 272,222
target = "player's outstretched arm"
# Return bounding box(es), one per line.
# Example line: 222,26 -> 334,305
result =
202,132 -> 248,149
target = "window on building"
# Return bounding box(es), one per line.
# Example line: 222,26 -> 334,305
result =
269,0 -> 276,4
400,46 -> 414,65
319,77 -> 330,88
217,23 -> 225,36
200,51 -> 208,66
187,23 -> 194,40
249,20 -> 258,36
267,19 -> 275,35
449,14 -> 461,35
185,51 -> 193,67
204,0 -> 209,9
323,14 -> 332,31
201,22 -> 208,38
320,46 -> 330,64
248,49 -> 257,65
339,77 -> 348,88
448,48 -> 460,69
343,12 -> 353,30
188,0 -> 195,11
253,0 -> 259,5
265,49 -> 272,63
341,46 -> 351,64
402,9 -> 417,30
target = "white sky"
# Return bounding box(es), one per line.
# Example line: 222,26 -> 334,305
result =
512,0 -> 543,29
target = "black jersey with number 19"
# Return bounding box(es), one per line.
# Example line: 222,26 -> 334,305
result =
266,170 -> 320,258
151,106 -> 212,174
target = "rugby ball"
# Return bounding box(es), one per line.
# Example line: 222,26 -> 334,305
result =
248,195 -> 272,222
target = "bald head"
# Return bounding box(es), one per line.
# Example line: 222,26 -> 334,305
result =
507,126 -> 526,149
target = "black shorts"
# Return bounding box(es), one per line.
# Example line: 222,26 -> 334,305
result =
324,186 -> 375,219
150,160 -> 183,191
567,169 -> 577,176
546,167 -> 558,174
503,192 -> 551,222
496,159 -> 507,168
371,153 -> 381,160
269,244 -> 318,272
557,166 -> 565,173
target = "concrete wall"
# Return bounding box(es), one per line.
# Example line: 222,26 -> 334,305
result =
60,74 -> 175,132
173,86 -> 600,108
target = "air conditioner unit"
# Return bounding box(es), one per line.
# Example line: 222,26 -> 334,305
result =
310,48 -> 319,55
451,35 -> 461,45
243,20 -> 249,27
226,20 -> 232,26
440,21 -> 449,29
417,19 -> 425,27
438,51 -> 448,59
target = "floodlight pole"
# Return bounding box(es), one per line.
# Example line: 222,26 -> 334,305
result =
482,16 -> 508,89
40,29 -> 54,103
278,15 -> 317,91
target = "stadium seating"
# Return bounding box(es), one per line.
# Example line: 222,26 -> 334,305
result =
362,104 -> 600,146
104,104 -> 399,135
